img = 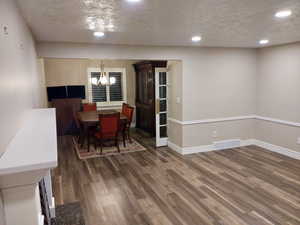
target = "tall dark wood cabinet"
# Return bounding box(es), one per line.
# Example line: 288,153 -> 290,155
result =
134,61 -> 167,136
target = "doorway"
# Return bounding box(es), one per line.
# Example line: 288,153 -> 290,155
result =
134,61 -> 169,147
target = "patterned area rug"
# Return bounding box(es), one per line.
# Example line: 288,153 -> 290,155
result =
73,137 -> 146,160
51,202 -> 85,225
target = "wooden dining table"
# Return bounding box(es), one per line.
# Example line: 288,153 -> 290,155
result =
77,110 -> 128,151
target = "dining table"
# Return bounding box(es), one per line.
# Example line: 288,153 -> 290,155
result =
77,109 -> 128,151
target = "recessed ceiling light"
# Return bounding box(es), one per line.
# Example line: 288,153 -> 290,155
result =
259,39 -> 269,45
126,0 -> 141,2
192,36 -> 202,42
275,10 -> 292,18
94,31 -> 105,37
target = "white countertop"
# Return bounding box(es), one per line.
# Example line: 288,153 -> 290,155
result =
0,109 -> 58,175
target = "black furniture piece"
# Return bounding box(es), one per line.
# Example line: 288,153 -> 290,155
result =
47,85 -> 85,101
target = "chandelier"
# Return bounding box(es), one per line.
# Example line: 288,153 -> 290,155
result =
91,60 -> 116,86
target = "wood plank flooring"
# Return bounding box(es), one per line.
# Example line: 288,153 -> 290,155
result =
52,133 -> 300,225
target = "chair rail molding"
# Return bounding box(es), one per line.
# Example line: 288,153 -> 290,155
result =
255,115 -> 300,127
168,115 -> 300,127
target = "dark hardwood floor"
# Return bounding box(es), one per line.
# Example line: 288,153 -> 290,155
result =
52,133 -> 300,225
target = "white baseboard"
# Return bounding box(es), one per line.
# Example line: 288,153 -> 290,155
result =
253,140 -> 300,160
167,141 -> 183,154
183,144 -> 214,155
168,139 -> 300,160
168,139 -> 255,155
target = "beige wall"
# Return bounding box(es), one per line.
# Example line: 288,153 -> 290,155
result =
257,43 -> 300,122
44,58 -> 137,107
36,58 -> 48,108
256,43 -> 300,152
0,0 -> 43,156
168,122 -> 183,147
182,48 -> 257,120
168,61 -> 183,146
183,119 -> 255,147
181,48 -> 257,147
168,60 -> 183,121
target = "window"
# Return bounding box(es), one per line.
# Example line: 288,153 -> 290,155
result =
87,68 -> 127,107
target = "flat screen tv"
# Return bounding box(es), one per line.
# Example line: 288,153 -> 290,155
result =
67,85 -> 86,99
47,86 -> 67,101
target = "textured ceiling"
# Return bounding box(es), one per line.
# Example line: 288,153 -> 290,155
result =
17,0 -> 300,47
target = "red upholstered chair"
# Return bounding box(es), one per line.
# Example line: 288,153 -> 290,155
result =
121,105 -> 134,147
94,112 -> 120,154
83,103 -> 97,112
122,103 -> 129,115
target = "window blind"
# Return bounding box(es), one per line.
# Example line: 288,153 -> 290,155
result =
109,72 -> 123,101
91,72 -> 107,102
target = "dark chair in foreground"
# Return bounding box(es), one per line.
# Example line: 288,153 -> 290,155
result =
122,105 -> 134,147
94,112 -> 120,154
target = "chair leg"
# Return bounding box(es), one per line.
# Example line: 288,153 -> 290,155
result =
77,134 -> 81,144
81,125 -> 88,148
116,137 -> 120,153
94,138 -> 97,151
123,131 -> 126,148
128,128 -> 132,143
100,139 -> 103,154
87,132 -> 90,152
80,134 -> 84,144
80,135 -> 85,148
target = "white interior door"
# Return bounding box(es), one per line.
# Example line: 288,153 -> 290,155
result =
155,68 -> 168,147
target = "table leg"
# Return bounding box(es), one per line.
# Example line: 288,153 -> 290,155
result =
81,124 -> 89,151
87,129 -> 90,152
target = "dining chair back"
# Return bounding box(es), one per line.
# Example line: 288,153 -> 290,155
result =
99,113 -> 120,137
83,103 -> 97,112
94,112 -> 120,153
123,105 -> 134,126
121,105 -> 134,147
122,103 -> 129,115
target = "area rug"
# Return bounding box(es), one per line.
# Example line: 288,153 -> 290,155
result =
73,137 -> 147,160
51,202 -> 85,225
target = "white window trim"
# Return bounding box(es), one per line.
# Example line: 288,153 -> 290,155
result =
87,67 -> 127,108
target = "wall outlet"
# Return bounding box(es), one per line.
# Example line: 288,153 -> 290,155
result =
212,130 -> 217,138
297,137 -> 300,144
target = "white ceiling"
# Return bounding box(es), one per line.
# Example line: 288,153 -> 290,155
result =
17,0 -> 300,48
